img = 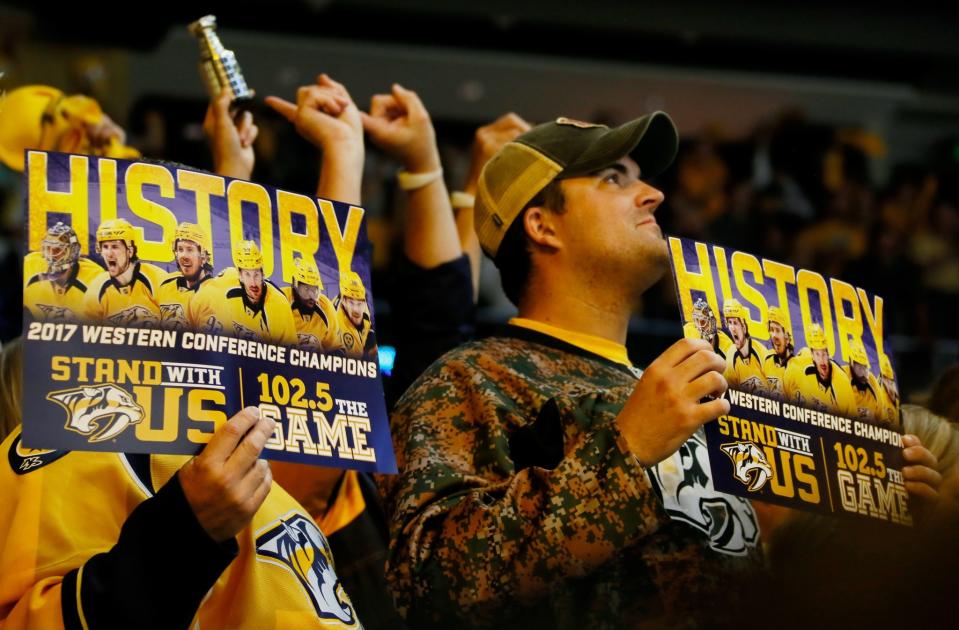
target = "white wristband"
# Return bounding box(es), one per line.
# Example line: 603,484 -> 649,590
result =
450,191 -> 475,209
397,168 -> 443,191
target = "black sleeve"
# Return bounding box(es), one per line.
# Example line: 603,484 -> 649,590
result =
60,472 -> 238,630
386,253 -> 475,410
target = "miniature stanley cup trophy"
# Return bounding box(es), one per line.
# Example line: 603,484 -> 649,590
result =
187,15 -> 254,109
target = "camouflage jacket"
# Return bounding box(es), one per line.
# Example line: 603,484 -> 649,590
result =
381,326 -> 763,629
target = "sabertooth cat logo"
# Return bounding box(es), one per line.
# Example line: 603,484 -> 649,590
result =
720,441 -> 773,492
47,384 -> 145,443
256,515 -> 356,625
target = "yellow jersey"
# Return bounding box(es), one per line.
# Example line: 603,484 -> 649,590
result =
0,426 -> 362,629
879,385 -> 901,429
682,322 -> 734,359
783,358 -> 856,417
762,351 -> 796,400
156,272 -> 214,331
282,287 -> 339,351
189,277 -> 297,346
83,261 -> 166,327
329,302 -> 376,360
23,257 -> 104,322
724,339 -> 768,394
842,366 -> 886,425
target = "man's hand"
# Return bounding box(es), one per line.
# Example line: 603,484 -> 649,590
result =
464,112 -> 531,193
360,83 -> 439,172
266,74 -> 364,203
616,338 -> 729,467
901,433 -> 942,502
203,88 -> 258,180
180,406 -> 275,542
265,74 -> 363,159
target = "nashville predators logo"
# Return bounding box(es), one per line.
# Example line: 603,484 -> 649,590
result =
255,514 -> 356,625
47,384 -> 145,443
647,431 -> 759,555
202,315 -> 224,334
297,333 -> 321,350
159,304 -> 187,330
232,322 -> 259,341
720,441 -> 773,492
342,332 -> 355,350
37,304 -> 76,322
106,305 -> 159,327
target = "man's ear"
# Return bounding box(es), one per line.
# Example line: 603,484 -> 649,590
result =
524,205 -> 563,250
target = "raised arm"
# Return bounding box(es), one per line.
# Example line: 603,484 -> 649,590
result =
265,74 -> 364,205
361,83 -> 460,268
204,88 -> 259,180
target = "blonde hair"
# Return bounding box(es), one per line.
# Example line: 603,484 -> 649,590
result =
902,404 -> 959,473
0,337 -> 22,442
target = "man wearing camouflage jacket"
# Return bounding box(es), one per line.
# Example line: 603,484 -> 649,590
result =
381,113 -> 764,628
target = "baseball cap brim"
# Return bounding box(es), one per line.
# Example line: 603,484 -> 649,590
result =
563,111 -> 678,180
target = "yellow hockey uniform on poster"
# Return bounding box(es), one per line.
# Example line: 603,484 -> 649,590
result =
783,357 -> 856,417
328,271 -> 376,359
83,261 -> 166,326
156,273 -> 213,331
189,242 -> 296,345
843,365 -> 885,424
283,286 -> 338,351
725,342 -> 768,394
762,352 -> 796,399
189,278 -> 296,345
24,256 -> 104,322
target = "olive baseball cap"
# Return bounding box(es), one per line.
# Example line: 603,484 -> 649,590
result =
474,112 -> 679,258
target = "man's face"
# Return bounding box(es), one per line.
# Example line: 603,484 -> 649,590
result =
239,268 -> 264,303
728,317 -> 747,349
554,157 -> 667,295
295,282 -> 319,309
769,322 -> 788,355
342,296 -> 365,327
100,240 -> 132,278
812,348 -> 831,381
175,240 -> 205,282
851,361 -> 868,383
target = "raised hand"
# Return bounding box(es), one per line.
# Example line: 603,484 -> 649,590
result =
203,88 -> 258,179
360,83 -> 439,172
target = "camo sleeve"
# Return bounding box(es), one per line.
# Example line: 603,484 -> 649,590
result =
383,353 -> 670,624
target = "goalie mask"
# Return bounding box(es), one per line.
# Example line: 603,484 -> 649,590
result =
41,222 -> 81,275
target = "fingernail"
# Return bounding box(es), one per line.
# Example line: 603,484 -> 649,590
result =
248,406 -> 261,418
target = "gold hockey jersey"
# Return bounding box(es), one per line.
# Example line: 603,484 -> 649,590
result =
82,261 -> 166,327
156,272 -> 213,331
0,426 -> 362,630
842,366 -> 886,424
23,257 -> 104,322
189,277 -> 297,346
783,358 -> 856,418
282,287 -> 339,351
329,303 -> 376,360
762,351 -> 796,399
724,340 -> 768,394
